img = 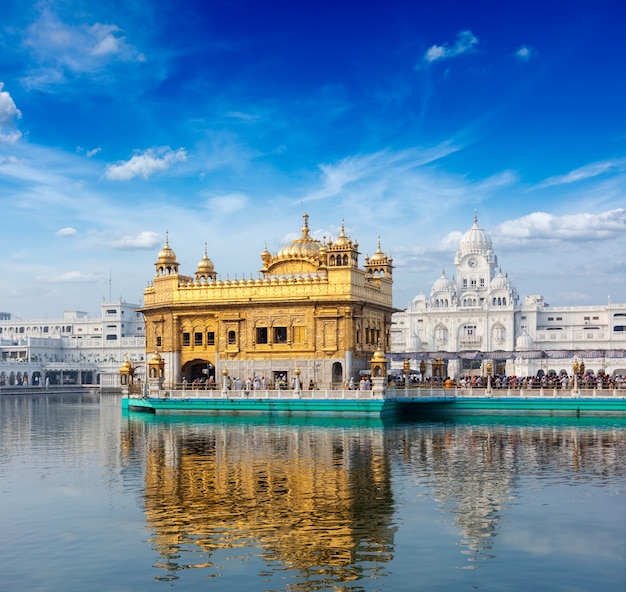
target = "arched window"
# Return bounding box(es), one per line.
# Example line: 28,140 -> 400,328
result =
228,330 -> 236,345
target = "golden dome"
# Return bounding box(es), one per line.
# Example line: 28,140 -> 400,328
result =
277,213 -> 321,259
371,347 -> 387,363
368,237 -> 387,264
150,351 -> 162,363
120,357 -> 132,371
157,232 -> 177,264
196,243 -> 215,274
333,219 -> 351,247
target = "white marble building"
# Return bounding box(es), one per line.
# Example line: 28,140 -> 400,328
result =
391,216 -> 626,379
0,298 -> 145,387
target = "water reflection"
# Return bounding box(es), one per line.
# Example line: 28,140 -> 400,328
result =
121,415 -> 396,586
120,413 -> 626,586
389,418 -> 626,565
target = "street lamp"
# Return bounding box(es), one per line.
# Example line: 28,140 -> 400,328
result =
403,358 -> 410,390
294,367 -> 301,396
221,367 -> 229,396
486,360 -> 493,395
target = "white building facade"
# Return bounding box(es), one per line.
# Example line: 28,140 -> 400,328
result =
0,298 -> 145,387
391,216 -> 626,380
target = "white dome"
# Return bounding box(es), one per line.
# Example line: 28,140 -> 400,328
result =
455,214 -> 493,262
460,218 -> 491,251
515,331 -> 534,351
490,270 -> 512,291
431,270 -> 452,294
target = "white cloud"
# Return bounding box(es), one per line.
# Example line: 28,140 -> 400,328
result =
535,158 -> 626,189
515,45 -> 536,61
48,271 -> 102,283
423,30 -> 479,64
86,147 -> 101,158
22,11 -> 145,89
105,147 -> 187,180
0,83 -> 23,143
108,231 -> 162,250
492,209 -> 626,245
56,227 -> 77,237
303,144 -> 461,203
205,192 -> 249,215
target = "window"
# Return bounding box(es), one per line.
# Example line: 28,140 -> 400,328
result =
228,330 -> 236,345
194,332 -> 203,346
256,327 -> 268,344
614,326 -> 626,332
480,278 -> 485,287
106,335 -> 117,341
182,332 -> 190,346
106,309 -> 116,315
274,326 -> 288,344
462,279 -> 467,289
156,336 -> 162,347
470,279 -> 477,288
206,331 -> 215,345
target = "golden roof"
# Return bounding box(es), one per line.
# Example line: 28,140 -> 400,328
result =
157,232 -> 177,264
276,213 -> 321,259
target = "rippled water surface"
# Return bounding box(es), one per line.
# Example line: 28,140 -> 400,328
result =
1,392 -> 625,591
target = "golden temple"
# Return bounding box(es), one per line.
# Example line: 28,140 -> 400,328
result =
140,214 -> 395,388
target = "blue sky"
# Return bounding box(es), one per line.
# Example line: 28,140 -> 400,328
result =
1,0 -> 625,317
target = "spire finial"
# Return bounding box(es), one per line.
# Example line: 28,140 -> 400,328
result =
474,209 -> 478,224
302,212 -> 310,237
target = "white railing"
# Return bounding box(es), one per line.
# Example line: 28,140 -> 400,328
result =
164,388 -> 383,400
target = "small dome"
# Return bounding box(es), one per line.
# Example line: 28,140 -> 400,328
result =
333,219 -> 352,247
157,232 -> 177,264
432,270 -> 452,293
515,331 -> 534,351
368,237 -> 387,264
371,347 -> 387,363
490,269 -> 512,291
196,244 -> 215,274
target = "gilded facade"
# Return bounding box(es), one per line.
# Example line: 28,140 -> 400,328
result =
140,214 -> 395,387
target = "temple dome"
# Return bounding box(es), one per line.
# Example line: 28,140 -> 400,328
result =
276,213 -> 321,259
333,220 -> 352,247
157,233 -> 177,264
515,331 -> 534,351
460,216 -> 491,253
431,270 -> 452,293
196,244 -> 215,274
490,270 -> 512,291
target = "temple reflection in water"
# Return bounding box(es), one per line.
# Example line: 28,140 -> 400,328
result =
120,415 -> 626,583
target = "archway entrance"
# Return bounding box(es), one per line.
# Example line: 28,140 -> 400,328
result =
332,362 -> 343,386
182,359 -> 216,388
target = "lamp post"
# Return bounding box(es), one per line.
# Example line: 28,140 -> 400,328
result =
403,358 -> 411,390
221,367 -> 229,396
486,360 -> 493,395
572,357 -> 579,396
294,367 -> 301,397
